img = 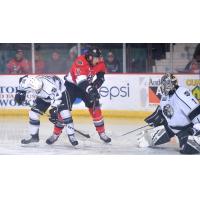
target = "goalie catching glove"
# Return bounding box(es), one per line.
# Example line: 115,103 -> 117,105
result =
144,106 -> 166,127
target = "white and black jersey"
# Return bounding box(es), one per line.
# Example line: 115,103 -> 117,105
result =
18,75 -> 65,103
160,86 -> 200,133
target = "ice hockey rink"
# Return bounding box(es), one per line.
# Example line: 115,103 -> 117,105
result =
0,115 -> 180,155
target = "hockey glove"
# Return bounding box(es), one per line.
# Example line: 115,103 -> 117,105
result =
92,72 -> 105,89
145,106 -> 166,127
14,90 -> 26,105
87,86 -> 100,103
49,107 -> 58,124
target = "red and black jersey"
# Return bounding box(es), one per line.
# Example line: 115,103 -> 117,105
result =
67,55 -> 106,86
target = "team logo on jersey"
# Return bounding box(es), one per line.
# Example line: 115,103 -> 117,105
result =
184,91 -> 190,97
77,60 -> 83,65
163,104 -> 174,119
51,88 -> 57,93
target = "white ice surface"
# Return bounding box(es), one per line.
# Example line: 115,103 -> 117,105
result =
0,116 -> 180,155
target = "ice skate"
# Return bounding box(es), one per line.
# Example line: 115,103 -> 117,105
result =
99,132 -> 111,143
21,133 -> 39,144
46,133 -> 59,145
68,134 -> 78,146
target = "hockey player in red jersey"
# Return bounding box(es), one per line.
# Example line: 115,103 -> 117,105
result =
46,47 -> 111,144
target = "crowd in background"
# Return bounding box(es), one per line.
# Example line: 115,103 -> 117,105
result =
0,43 -> 199,74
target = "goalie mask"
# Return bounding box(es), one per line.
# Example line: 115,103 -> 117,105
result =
160,73 -> 178,96
28,77 -> 43,92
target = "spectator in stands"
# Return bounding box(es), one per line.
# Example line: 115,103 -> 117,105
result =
184,58 -> 200,74
0,51 -> 7,73
105,51 -> 120,73
46,50 -> 65,74
66,46 -> 78,73
29,51 -> 46,74
184,44 -> 200,74
7,49 -> 30,74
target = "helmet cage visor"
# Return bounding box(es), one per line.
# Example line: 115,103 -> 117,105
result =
161,77 -> 174,95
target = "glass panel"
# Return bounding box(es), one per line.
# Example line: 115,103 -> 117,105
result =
34,43 -> 77,74
126,43 -> 147,73
126,43 -> 171,73
151,43 -> 170,73
0,43 -> 31,74
81,43 -> 123,73
1,43 -> 199,75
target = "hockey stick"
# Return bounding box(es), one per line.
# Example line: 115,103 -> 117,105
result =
30,106 -> 90,138
72,128 -> 90,138
121,124 -> 153,136
92,99 -> 96,114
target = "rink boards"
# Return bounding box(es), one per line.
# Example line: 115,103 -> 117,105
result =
0,74 -> 199,117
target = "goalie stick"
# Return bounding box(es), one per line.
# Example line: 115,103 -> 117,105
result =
121,123 -> 153,136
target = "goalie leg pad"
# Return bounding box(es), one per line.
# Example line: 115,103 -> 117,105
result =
180,137 -> 200,154
178,129 -> 200,154
152,129 -> 171,146
180,131 -> 200,154
137,126 -> 171,148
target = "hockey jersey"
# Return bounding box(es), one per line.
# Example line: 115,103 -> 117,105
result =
66,55 -> 106,85
18,75 -> 65,103
160,86 -> 200,133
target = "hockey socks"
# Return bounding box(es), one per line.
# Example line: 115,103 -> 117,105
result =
89,107 -> 111,143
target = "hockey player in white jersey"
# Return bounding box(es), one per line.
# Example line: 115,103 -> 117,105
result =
14,75 -> 78,146
137,73 -> 200,154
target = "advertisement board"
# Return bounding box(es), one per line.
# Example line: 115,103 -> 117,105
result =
0,74 -> 199,113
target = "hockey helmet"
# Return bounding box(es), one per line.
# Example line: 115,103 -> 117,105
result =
160,73 -> 178,95
28,77 -> 43,92
85,47 -> 102,59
